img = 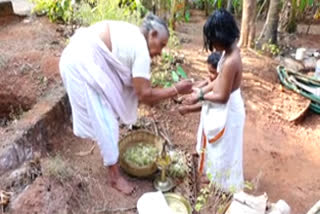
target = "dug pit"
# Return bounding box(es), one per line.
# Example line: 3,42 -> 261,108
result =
0,93 -> 33,127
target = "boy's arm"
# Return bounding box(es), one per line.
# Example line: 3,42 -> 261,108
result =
201,81 -> 215,94
178,103 -> 202,115
209,73 -> 218,81
194,80 -> 209,88
203,61 -> 236,104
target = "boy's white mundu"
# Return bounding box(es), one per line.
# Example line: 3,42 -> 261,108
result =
59,21 -> 151,166
197,53 -> 246,192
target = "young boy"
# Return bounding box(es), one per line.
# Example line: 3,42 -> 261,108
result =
179,52 -> 221,114
195,52 -> 221,88
178,9 -> 245,192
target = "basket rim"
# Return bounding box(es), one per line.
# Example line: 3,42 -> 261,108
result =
119,130 -> 165,177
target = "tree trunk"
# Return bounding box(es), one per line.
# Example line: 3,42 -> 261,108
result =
141,0 -> 154,11
227,0 -> 233,12
278,0 -> 297,34
204,0 -> 209,16
256,0 -> 268,20
257,0 -> 281,46
238,0 -> 257,48
287,0 -> 297,33
169,0 -> 177,29
278,1 -> 290,33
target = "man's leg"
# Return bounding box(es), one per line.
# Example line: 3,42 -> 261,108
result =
108,164 -> 134,194
85,85 -> 134,194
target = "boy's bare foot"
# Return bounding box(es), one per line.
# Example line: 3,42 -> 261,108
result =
108,164 -> 135,195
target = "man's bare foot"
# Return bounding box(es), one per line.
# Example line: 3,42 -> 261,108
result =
108,164 -> 135,195
111,176 -> 135,195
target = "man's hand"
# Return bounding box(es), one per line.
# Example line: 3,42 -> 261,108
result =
132,77 -> 192,106
174,79 -> 193,94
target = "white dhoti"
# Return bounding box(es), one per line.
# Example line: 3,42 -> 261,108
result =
59,27 -> 138,166
197,89 -> 245,192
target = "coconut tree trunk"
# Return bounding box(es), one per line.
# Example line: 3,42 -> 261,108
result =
257,0 -> 281,46
238,0 -> 257,48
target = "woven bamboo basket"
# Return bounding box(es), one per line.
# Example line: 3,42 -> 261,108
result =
119,130 -> 164,178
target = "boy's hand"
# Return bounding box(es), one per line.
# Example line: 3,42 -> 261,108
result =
184,92 -> 199,105
178,106 -> 189,115
182,87 -> 201,105
209,73 -> 217,81
174,95 -> 187,104
192,87 -> 200,94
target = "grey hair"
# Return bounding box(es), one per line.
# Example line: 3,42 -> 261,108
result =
141,13 -> 169,36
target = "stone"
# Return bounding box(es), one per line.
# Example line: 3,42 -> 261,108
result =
0,0 -> 34,16
279,57 -> 305,72
10,177 -> 70,214
0,156 -> 41,192
0,0 -> 14,16
303,57 -> 317,70
11,0 -> 34,16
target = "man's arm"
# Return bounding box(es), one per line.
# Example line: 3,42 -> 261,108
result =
132,77 -> 192,106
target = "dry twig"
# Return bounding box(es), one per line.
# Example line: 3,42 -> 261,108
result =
95,206 -> 136,213
75,144 -> 96,156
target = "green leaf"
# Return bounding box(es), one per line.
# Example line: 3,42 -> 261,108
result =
171,71 -> 180,82
176,65 -> 187,78
207,172 -> 213,181
308,0 -> 314,6
195,203 -> 202,212
185,10 -> 190,22
164,82 -> 172,88
299,0 -> 307,11
217,0 -> 222,8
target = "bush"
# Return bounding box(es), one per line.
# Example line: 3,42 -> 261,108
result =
261,42 -> 281,57
151,51 -> 187,88
31,0 -> 143,25
31,0 -> 73,23
74,0 -> 143,26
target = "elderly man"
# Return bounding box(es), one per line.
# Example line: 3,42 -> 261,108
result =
59,13 -> 192,194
